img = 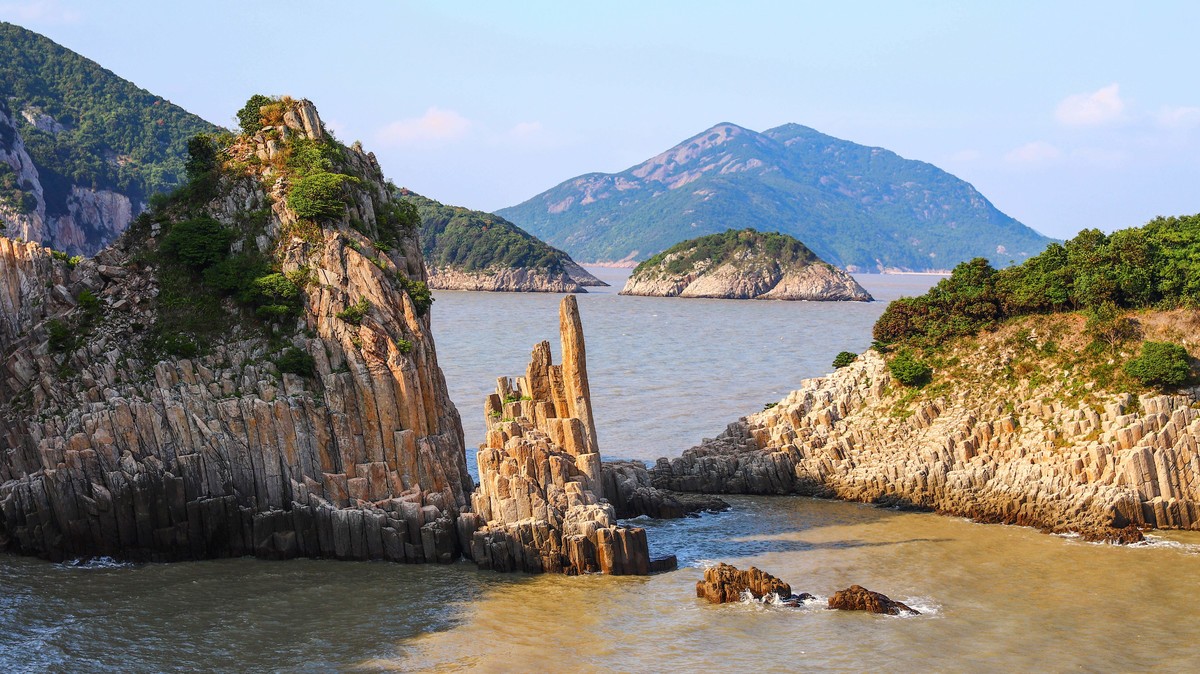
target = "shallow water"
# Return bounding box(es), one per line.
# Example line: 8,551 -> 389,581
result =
7,270 -> 1200,672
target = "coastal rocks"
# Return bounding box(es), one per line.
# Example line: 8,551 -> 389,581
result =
619,229 -> 872,301
468,295 -> 663,575
828,585 -> 919,615
695,562 -> 795,603
653,346 -> 1200,541
425,265 -> 586,293
0,99 -> 474,562
602,460 -> 729,519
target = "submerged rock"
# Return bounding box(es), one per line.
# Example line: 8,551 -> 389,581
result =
828,585 -> 919,616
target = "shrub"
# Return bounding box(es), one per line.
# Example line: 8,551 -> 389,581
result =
1085,301 -> 1140,353
161,217 -> 233,270
397,275 -> 433,316
832,351 -> 857,369
1124,342 -> 1192,388
396,338 -> 413,355
888,350 -> 932,387
46,318 -> 73,353
337,297 -> 370,325
287,171 -> 356,221
276,347 -> 316,377
77,289 -> 101,316
185,134 -> 219,181
237,94 -> 274,135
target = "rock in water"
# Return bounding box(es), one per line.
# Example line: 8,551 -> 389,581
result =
619,229 -> 872,301
0,98 -> 472,563
468,296 -> 655,575
695,563 -> 795,604
828,585 -> 919,615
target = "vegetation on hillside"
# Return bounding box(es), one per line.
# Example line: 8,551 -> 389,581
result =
399,190 -> 574,273
633,228 -> 819,276
0,22 -> 220,209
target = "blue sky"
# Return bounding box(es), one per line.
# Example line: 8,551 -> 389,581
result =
4,0 -> 1199,239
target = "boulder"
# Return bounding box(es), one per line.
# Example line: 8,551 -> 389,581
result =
827,585 -> 919,615
695,562 -> 793,604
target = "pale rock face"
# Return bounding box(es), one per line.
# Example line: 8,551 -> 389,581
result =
425,266 -> 584,293
466,296 -> 656,575
651,350 -> 1200,541
0,99 -> 473,563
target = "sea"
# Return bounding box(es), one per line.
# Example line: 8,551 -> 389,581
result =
3,269 -> 1199,672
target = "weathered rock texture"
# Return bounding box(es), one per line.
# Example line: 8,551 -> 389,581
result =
653,346 -> 1200,541
601,460 -> 729,519
0,99 -> 473,562
426,266 -> 586,293
695,562 -> 794,604
620,230 -> 871,301
467,296 -> 660,574
827,585 -> 918,615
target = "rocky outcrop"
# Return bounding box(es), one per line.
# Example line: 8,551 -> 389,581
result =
828,585 -> 918,615
601,460 -> 729,518
695,562 -> 796,603
619,229 -> 871,301
425,265 -> 586,293
560,259 -> 607,287
653,345 -> 1200,541
466,296 -> 669,575
0,99 -> 473,562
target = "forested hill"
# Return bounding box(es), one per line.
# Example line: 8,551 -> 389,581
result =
399,190 -> 604,290
0,22 -> 220,254
497,122 -> 1054,271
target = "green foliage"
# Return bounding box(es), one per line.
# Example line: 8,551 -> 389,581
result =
336,297 -> 370,325
396,338 -> 413,355
237,94 -> 273,135
77,288 -> 100,314
634,228 -> 817,276
160,217 -> 234,270
249,272 -> 303,319
1084,301 -> 1140,353
287,171 -> 356,221
1124,342 -> 1192,389
46,318 -> 73,352
832,351 -> 858,369
873,214 -> 1200,347
276,346 -> 316,378
184,134 -> 219,181
0,161 -> 36,214
401,191 -> 573,273
0,24 -> 221,209
396,275 -> 433,316
888,350 -> 932,387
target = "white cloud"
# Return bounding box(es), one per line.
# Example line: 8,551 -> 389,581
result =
377,107 -> 471,145
508,121 -> 543,138
1004,141 -> 1062,164
0,0 -> 81,23
1156,105 -> 1200,130
1055,83 -> 1125,126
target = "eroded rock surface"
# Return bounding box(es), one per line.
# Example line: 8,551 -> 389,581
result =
467,296 -> 664,575
695,562 -> 795,603
653,348 -> 1200,541
828,585 -> 918,615
0,99 -> 472,562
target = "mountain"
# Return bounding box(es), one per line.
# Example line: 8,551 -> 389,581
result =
620,228 -> 871,301
497,122 -> 1054,271
398,190 -> 606,292
0,22 -> 220,255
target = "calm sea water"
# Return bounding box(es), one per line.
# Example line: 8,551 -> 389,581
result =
5,270 -> 1200,672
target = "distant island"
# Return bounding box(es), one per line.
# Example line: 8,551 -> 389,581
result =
400,190 -> 605,293
620,228 -> 871,301
497,122 -> 1054,271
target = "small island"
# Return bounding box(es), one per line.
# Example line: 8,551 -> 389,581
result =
619,228 -> 872,301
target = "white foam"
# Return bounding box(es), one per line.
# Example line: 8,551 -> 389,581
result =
1132,534 -> 1200,554
56,556 -> 135,570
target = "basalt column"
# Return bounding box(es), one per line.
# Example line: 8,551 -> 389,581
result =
465,295 -> 652,575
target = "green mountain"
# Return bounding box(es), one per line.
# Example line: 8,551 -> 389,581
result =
0,22 -> 220,254
400,189 -> 605,292
497,122 -> 1054,271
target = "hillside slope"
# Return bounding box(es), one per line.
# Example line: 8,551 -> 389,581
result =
620,228 -> 871,300
0,22 -> 220,255
497,122 -> 1053,270
399,190 -> 605,292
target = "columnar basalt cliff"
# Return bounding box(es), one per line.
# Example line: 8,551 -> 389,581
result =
0,99 -> 473,562
652,346 -> 1200,542
465,296 -> 662,575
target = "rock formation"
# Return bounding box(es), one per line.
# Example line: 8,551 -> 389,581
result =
0,99 -> 473,562
619,229 -> 871,301
652,345 -> 1200,542
602,460 -> 729,519
827,585 -> 918,615
466,296 -> 669,575
695,562 -> 797,603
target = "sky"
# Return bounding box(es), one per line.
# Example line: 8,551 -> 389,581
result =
3,0 -> 1199,240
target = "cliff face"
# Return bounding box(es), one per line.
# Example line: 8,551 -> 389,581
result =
426,265 -> 585,293
652,339 -> 1200,541
620,230 -> 871,301
0,100 -> 473,562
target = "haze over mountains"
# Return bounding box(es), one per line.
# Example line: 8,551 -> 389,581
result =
498,123 -> 1055,271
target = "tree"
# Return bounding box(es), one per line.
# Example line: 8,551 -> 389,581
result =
237,94 -> 274,135
1124,342 -> 1192,389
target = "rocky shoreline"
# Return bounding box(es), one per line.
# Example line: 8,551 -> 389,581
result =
647,349 -> 1200,542
426,266 -> 587,293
